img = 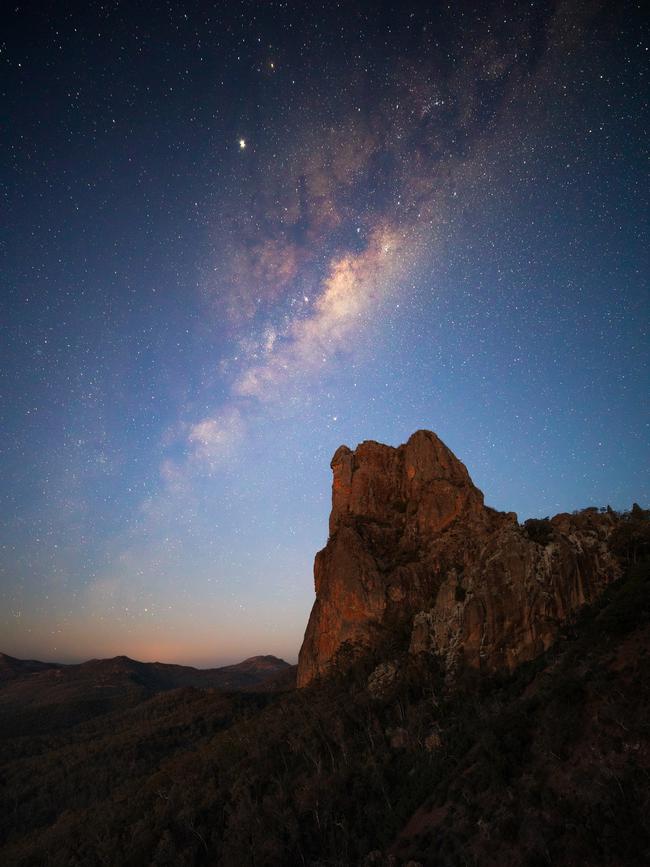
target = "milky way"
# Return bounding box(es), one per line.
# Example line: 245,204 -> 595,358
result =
1,1 -> 647,665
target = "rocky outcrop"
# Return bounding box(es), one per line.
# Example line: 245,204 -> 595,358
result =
297,430 -> 622,686
367,661 -> 399,698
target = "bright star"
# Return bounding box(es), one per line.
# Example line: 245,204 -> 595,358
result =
239,138 -> 246,150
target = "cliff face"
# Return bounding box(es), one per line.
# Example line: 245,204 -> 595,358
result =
297,430 -> 621,687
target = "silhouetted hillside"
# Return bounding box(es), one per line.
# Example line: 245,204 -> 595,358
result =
0,653 -> 292,736
0,653 -> 62,681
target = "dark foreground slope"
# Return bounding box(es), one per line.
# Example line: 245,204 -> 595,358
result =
1,549 -> 648,866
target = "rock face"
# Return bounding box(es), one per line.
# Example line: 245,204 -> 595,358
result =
297,430 -> 621,687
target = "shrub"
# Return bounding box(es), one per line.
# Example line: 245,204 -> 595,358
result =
523,518 -> 553,546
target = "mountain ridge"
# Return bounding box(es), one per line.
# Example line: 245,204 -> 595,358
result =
0,651 -> 293,736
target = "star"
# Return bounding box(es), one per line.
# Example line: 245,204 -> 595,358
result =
238,138 -> 246,150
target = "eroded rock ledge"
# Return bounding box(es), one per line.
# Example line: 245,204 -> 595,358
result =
297,430 -> 621,687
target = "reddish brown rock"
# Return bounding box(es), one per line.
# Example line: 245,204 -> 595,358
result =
297,430 -> 621,687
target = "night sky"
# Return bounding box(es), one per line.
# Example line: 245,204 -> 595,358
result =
2,1 -> 647,666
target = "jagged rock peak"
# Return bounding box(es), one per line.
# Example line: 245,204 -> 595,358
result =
328,429 -> 484,537
297,430 -> 621,687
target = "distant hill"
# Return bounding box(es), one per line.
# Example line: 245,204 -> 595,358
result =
0,652 -> 62,681
0,652 -> 293,736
